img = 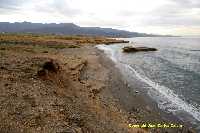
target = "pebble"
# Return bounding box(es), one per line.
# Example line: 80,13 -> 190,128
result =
146,105 -> 151,113
135,91 -> 139,93
60,108 -> 64,112
63,121 -> 68,125
36,127 -> 41,131
187,128 -> 196,133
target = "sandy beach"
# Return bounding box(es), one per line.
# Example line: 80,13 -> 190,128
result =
0,34 -> 195,133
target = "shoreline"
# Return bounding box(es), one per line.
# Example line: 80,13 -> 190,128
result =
0,34 -> 196,132
95,46 -> 195,133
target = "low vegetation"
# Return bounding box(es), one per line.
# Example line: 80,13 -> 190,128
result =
0,33 -> 127,55
0,33 -> 127,47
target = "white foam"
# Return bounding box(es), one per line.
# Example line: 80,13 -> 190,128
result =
97,44 -> 200,124
96,45 -> 117,62
124,64 -> 200,123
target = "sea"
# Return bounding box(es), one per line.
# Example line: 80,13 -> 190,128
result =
97,37 -> 200,131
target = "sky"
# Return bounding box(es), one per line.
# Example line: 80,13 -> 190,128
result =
0,0 -> 200,36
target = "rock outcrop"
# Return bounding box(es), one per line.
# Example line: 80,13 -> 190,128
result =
122,46 -> 157,53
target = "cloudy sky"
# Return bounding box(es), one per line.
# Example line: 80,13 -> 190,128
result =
0,0 -> 200,35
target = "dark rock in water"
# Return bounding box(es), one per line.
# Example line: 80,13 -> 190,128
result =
122,46 -> 157,53
190,50 -> 200,51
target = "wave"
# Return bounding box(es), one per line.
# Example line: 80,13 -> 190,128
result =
96,45 -> 117,62
124,64 -> 200,123
96,44 -> 200,125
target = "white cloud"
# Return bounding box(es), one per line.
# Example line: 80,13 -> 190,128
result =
0,0 -> 200,35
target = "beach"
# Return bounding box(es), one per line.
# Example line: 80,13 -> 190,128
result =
0,34 -> 195,133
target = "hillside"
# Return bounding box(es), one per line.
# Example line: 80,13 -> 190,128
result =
0,22 -> 172,37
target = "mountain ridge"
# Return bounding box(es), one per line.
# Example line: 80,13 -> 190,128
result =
0,22 -> 175,37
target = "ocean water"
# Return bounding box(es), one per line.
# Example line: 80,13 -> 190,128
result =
97,37 -> 200,130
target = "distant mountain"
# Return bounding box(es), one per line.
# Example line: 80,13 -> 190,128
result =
0,22 -> 174,37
